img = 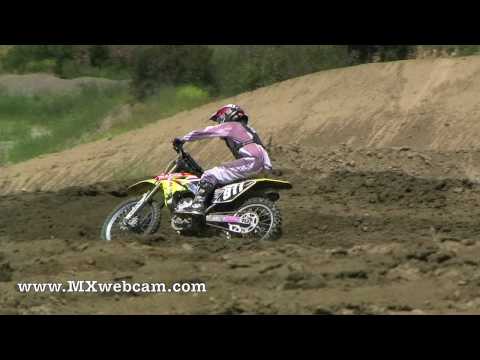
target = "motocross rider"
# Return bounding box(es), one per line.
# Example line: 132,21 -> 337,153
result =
173,104 -> 272,216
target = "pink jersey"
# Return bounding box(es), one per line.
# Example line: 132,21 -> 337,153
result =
181,122 -> 272,171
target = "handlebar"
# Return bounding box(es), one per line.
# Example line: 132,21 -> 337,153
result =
171,142 -> 204,176
173,141 -> 185,155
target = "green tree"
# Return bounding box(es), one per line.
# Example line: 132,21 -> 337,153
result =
2,45 -> 74,74
347,45 -> 414,63
131,45 -> 213,99
89,45 -> 111,67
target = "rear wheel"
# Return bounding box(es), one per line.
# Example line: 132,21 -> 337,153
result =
101,197 -> 162,241
234,197 -> 282,241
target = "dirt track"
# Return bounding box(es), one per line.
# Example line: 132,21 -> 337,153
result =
2,144 -> 480,314
3,57 -> 480,314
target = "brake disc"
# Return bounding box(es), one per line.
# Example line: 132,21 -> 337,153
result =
229,212 -> 259,234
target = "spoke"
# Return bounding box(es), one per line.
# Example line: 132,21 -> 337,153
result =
108,202 -> 155,240
234,204 -> 274,240
257,208 -> 269,217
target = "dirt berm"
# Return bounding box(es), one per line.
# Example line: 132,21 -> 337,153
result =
3,56 -> 480,194
2,57 -> 480,314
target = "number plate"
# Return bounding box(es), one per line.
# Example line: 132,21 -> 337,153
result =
213,180 -> 256,204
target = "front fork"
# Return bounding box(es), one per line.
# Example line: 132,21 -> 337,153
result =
123,163 -> 178,226
123,183 -> 161,226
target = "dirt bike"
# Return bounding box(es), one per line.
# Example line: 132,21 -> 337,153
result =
101,143 -> 292,242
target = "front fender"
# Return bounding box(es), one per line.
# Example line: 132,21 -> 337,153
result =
128,179 -> 159,195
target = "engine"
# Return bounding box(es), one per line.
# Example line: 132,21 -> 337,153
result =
171,197 -> 194,231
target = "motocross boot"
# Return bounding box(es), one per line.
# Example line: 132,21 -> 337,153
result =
178,180 -> 216,216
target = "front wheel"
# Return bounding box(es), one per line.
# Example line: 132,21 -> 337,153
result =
234,197 -> 283,241
101,196 -> 162,241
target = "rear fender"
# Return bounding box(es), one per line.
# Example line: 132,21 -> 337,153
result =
250,179 -> 293,192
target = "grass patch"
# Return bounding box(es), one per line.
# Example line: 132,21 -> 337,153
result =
59,61 -> 131,80
0,82 -> 214,166
0,85 -> 129,165
89,84 -> 212,140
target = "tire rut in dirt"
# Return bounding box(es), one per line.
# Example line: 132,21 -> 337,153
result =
0,181 -> 133,242
2,170 -> 480,246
